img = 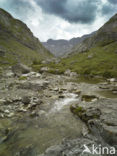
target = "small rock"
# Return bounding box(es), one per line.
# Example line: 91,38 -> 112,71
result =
45,145 -> 63,156
74,90 -> 81,95
53,88 -> 59,92
4,110 -> 10,114
59,95 -> 65,99
30,111 -> 38,117
81,95 -> 98,102
5,71 -> 14,77
64,69 -> 71,76
38,110 -> 46,116
70,72 -> 78,77
40,67 -> 49,73
18,108 -> 27,112
107,78 -> 117,83
22,96 -> 31,105
7,112 -> 14,118
88,54 -> 94,59
112,91 -> 117,94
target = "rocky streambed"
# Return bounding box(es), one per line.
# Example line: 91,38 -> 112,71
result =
0,69 -> 84,156
0,68 -> 117,156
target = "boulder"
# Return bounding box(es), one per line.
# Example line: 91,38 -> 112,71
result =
12,63 -> 31,76
71,98 -> 117,146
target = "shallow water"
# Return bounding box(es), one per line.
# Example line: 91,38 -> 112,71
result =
0,93 -> 83,155
98,90 -> 117,98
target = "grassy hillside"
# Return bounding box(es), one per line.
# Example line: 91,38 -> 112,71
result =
71,14 -> 117,54
33,14 -> 117,78
60,41 -> 117,78
33,41 -> 117,78
0,8 -> 53,68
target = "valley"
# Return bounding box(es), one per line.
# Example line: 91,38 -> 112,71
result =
0,8 -> 117,156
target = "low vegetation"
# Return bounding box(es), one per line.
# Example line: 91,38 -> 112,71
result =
32,41 -> 117,78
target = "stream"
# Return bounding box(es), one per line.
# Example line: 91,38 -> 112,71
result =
0,92 -> 83,155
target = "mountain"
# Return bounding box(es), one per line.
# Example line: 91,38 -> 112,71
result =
0,8 -> 53,69
42,32 -> 95,57
43,13 -> 117,78
60,13 -> 117,78
72,14 -> 117,54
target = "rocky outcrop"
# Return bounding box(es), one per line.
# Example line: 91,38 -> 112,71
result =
71,98 -> 117,147
38,137 -> 103,156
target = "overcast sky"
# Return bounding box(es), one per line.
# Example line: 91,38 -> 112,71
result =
0,0 -> 117,41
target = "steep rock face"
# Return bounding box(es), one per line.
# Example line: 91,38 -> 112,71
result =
42,32 -> 95,57
0,8 -> 52,67
72,14 -> 117,53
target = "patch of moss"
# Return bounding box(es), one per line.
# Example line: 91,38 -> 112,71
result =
70,105 -> 85,116
19,76 -> 27,81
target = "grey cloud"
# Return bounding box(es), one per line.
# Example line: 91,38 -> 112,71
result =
0,0 -> 34,20
102,4 -> 114,15
36,0 -> 99,24
108,0 -> 117,4
101,1 -> 117,16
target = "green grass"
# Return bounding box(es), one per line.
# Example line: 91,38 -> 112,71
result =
19,76 -> 27,81
0,30 -> 52,68
60,41 -> 117,78
33,41 -> 117,78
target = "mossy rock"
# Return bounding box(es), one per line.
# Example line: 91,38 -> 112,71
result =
81,95 -> 98,102
70,105 -> 101,122
70,105 -> 85,117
